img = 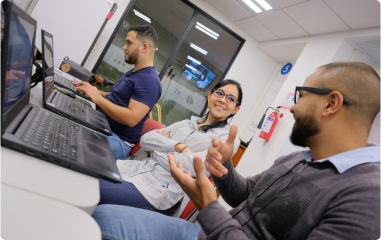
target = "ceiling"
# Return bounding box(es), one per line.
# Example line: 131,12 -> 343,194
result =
205,0 -> 380,41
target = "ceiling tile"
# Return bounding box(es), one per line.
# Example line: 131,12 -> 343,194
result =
283,0 -> 350,35
256,10 -> 308,39
267,0 -> 311,9
207,0 -> 252,22
324,0 -> 380,29
235,17 -> 279,41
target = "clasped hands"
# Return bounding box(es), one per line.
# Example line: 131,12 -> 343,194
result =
168,124 -> 237,211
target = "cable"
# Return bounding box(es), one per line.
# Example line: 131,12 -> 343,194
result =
160,72 -> 177,100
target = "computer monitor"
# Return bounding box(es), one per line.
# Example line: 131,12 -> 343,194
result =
1,0 -> 37,134
181,60 -> 217,90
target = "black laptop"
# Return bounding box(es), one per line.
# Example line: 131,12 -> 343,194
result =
41,29 -> 112,136
1,1 -> 122,183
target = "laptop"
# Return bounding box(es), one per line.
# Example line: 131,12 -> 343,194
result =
41,29 -> 112,136
1,1 -> 122,183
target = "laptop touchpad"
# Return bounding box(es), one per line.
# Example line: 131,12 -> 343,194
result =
83,140 -> 117,173
85,140 -> 109,158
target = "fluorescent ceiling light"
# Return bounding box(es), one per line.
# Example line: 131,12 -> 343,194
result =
187,56 -> 201,65
190,43 -> 207,55
196,26 -> 218,40
133,9 -> 151,23
242,0 -> 262,13
185,64 -> 200,73
255,0 -> 272,10
196,22 -> 219,40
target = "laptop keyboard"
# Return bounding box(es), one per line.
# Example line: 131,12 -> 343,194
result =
23,111 -> 79,161
54,74 -> 77,91
54,93 -> 87,121
53,74 -> 91,100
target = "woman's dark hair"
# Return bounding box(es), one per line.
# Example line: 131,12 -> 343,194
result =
198,79 -> 243,133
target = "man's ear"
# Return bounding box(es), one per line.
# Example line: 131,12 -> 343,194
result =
322,91 -> 344,117
141,42 -> 149,53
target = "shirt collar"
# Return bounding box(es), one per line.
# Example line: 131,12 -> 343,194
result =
301,143 -> 380,173
190,116 -> 230,130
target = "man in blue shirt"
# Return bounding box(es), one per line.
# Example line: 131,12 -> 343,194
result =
74,25 -> 162,159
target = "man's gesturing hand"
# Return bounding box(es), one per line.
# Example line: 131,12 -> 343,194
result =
168,153 -> 216,211
205,124 -> 237,178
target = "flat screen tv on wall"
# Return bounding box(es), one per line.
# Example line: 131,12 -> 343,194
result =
181,60 -> 217,90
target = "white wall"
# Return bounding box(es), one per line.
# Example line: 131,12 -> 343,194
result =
82,0 -> 132,71
31,0 -> 113,67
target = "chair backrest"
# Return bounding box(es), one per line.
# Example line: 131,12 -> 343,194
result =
149,103 -> 162,123
142,119 -> 165,136
129,119 -> 165,157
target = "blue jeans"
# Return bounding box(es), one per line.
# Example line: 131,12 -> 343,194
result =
104,132 -> 132,160
99,178 -> 180,216
92,204 -> 202,240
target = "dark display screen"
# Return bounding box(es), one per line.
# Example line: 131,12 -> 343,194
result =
3,11 -> 36,114
42,32 -> 55,101
181,61 -> 217,90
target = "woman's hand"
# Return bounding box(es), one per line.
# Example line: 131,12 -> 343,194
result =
151,130 -> 171,155
160,130 -> 170,138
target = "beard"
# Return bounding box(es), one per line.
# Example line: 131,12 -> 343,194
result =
290,105 -> 321,147
124,48 -> 139,65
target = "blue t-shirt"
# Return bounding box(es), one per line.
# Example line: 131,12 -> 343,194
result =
96,66 -> 162,144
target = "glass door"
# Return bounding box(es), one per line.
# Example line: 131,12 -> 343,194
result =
94,0 -> 195,82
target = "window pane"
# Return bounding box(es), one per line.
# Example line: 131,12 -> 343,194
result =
94,0 -> 195,82
157,14 -> 242,126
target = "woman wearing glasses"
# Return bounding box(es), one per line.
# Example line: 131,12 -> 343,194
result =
99,79 -> 242,216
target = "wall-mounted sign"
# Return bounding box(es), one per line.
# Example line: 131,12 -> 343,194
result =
281,63 -> 292,75
282,92 -> 295,110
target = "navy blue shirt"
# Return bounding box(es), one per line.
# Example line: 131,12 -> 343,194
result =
97,66 -> 162,144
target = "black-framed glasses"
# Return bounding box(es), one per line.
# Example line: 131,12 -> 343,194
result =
294,87 -> 353,105
212,89 -> 239,105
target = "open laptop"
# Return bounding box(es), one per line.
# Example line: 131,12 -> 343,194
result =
41,29 -> 112,136
1,1 -> 122,183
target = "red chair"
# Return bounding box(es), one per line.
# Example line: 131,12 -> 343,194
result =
129,119 -> 165,159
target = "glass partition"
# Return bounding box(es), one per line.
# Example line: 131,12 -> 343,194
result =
94,0 -> 195,82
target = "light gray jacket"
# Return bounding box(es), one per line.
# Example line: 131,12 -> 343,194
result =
116,116 -> 240,210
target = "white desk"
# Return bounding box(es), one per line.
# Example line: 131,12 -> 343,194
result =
2,81 -> 102,239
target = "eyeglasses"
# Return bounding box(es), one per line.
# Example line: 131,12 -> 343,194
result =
212,89 -> 239,105
294,87 -> 353,105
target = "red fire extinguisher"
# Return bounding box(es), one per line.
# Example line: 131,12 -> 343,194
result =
258,106 -> 283,141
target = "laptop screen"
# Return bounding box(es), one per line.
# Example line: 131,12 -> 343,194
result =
2,4 -> 36,114
41,30 -> 55,102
